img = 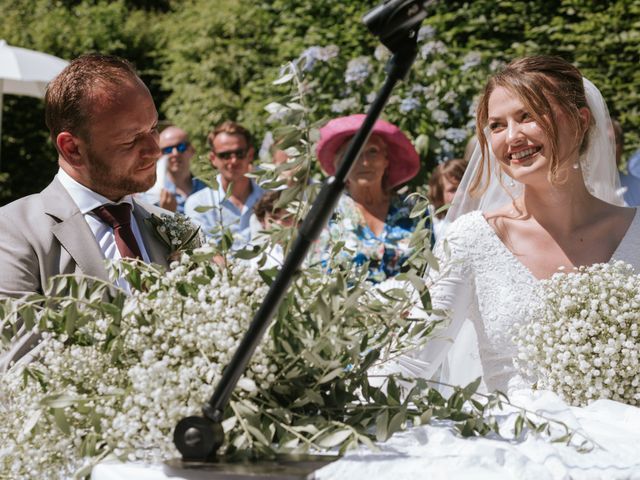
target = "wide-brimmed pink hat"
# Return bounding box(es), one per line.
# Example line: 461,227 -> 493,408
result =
316,114 -> 420,188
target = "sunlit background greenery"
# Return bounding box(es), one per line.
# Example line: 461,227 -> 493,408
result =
1,0 -> 639,204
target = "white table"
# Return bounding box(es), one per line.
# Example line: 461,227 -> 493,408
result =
93,390 -> 640,480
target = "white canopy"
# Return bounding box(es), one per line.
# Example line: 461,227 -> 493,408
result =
0,39 -> 68,169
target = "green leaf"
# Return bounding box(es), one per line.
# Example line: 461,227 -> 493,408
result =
514,414 -> 524,438
318,428 -> 353,448
386,377 -> 400,405
194,205 -> 214,213
388,410 -> 406,436
419,408 -> 433,425
376,409 -> 389,442
273,72 -> 294,85
64,303 -> 78,336
462,377 -> 482,398
41,393 -> 84,409
258,267 -> 279,286
317,367 -> 344,384
52,408 -> 71,435
245,424 -> 271,447
21,306 -> 36,331
19,409 -> 42,439
233,246 -> 262,260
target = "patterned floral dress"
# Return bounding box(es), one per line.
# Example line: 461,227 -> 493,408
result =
314,193 -> 419,283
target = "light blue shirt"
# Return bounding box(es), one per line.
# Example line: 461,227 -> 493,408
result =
621,149 -> 640,207
184,174 -> 264,249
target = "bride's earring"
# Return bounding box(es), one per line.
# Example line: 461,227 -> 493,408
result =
573,160 -> 581,170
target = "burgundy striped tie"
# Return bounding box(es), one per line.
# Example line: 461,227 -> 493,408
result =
93,204 -> 143,259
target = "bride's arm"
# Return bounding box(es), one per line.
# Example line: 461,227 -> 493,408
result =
373,225 -> 476,382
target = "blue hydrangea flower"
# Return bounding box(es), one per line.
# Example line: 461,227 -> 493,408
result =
444,127 -> 468,143
461,51 -> 482,71
442,90 -> 458,104
417,25 -> 436,42
432,109 -> 450,124
490,59 -> 505,72
297,45 -> 339,72
420,40 -> 446,60
374,45 -> 391,62
331,97 -> 359,113
426,59 -> 446,77
345,56 -> 373,84
399,97 -> 420,113
426,98 -> 440,111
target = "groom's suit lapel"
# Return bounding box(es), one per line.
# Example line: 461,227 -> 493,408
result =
42,178 -> 111,281
132,200 -> 170,269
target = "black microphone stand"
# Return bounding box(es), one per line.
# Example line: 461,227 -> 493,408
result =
170,1 -> 429,477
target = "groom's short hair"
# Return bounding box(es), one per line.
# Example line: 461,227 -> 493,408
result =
45,53 -> 140,145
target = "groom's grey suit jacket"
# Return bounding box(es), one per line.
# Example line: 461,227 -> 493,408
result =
0,177 -> 172,368
0,177 -> 171,298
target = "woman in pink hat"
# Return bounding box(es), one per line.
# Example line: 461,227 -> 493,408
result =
313,114 -> 421,282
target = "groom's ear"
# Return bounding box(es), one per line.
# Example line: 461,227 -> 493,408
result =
56,132 -> 84,168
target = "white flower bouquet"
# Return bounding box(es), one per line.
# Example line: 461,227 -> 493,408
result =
0,242 -> 444,478
516,260 -> 640,407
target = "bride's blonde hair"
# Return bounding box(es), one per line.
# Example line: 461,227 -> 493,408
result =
471,55 -> 593,196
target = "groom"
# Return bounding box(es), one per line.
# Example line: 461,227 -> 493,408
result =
0,54 -> 174,369
0,53 -> 172,299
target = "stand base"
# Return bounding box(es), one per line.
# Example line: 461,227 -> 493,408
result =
164,453 -> 341,480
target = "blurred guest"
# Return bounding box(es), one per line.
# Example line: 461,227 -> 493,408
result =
613,119 -> 640,206
253,190 -> 296,231
141,126 -> 206,213
249,190 -> 297,269
427,158 -> 467,239
313,114 -> 420,282
185,121 -> 264,248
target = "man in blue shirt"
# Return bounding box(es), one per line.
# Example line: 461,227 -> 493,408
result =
620,149 -> 640,207
184,121 -> 264,248
612,119 -> 640,206
141,125 -> 206,213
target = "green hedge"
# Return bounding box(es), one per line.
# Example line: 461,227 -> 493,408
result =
1,0 -> 639,204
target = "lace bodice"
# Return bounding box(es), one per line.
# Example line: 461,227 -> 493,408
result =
397,209 -> 640,393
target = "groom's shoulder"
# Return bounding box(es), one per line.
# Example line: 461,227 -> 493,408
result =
0,191 -> 47,226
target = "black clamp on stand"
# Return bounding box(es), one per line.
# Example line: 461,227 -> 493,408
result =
170,1 -> 430,477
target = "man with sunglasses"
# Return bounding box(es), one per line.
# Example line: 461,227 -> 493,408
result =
185,121 -> 264,247
141,126 -> 206,214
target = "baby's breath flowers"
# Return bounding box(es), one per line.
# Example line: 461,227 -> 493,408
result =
0,247 -> 272,478
515,261 -> 640,407
145,213 -> 203,260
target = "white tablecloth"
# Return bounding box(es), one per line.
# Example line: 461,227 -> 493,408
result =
92,390 -> 640,480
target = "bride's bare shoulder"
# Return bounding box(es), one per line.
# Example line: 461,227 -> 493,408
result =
482,203 -> 526,226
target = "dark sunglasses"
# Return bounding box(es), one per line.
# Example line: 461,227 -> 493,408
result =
214,148 -> 247,161
161,142 -> 189,155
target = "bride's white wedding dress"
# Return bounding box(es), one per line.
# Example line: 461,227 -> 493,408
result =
426,209 -> 640,392
317,209 -> 640,480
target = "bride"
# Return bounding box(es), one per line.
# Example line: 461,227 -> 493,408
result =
338,55 -> 640,479
391,55 -> 640,394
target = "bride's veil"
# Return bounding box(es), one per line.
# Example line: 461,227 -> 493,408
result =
443,77 -> 624,228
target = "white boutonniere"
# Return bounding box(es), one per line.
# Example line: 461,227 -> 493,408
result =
146,213 -> 203,262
